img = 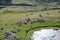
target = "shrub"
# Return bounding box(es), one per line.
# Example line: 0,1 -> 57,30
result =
31,13 -> 33,15
33,21 -> 36,23
47,13 -> 49,15
26,14 -> 28,16
39,14 -> 42,17
58,11 -> 60,13
0,27 -> 4,30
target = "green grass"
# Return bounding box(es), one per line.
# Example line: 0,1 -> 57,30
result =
0,9 -> 60,40
0,1 -> 60,40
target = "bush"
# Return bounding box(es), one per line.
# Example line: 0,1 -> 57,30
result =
26,14 -> 28,17
39,14 -> 42,17
47,13 -> 49,15
0,27 -> 4,30
58,11 -> 60,13
31,13 -> 33,15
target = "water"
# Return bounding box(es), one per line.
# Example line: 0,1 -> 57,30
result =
32,29 -> 60,40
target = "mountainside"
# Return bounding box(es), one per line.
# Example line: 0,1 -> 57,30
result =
0,0 -> 60,14
12,0 -> 60,4
0,0 -> 60,4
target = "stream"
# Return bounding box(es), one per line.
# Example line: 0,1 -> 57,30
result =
32,29 -> 60,40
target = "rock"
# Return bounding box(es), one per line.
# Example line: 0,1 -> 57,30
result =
14,36 -> 22,40
29,21 -> 36,24
4,31 -> 16,40
22,21 -> 27,25
54,29 -> 59,30
4,31 -> 11,38
0,37 -> 3,40
29,21 -> 34,24
11,30 -> 17,33
37,18 -> 45,23
17,21 -> 22,26
17,28 -> 21,32
26,18 -> 30,22
17,29 -> 20,32
13,27 -> 21,32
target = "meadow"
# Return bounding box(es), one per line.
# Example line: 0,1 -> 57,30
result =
0,7 -> 60,40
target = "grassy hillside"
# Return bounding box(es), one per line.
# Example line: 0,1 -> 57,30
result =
0,0 -> 60,40
0,9 -> 60,40
12,0 -> 31,4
